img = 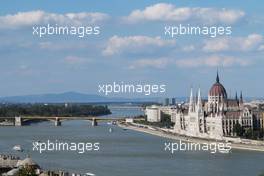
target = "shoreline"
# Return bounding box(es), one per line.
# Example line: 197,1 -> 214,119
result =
118,122 -> 264,152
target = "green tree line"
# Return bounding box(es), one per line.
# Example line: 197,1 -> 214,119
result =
0,104 -> 111,117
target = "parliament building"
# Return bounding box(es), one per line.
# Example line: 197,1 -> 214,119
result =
173,72 -> 254,139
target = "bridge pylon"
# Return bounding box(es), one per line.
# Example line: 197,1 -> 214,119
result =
55,117 -> 61,126
15,116 -> 22,126
92,118 -> 98,126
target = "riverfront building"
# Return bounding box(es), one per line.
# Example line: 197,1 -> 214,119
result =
174,72 -> 253,139
146,72 -> 263,140
146,104 -> 177,122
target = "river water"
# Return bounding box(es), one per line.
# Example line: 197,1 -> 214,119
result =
0,105 -> 264,176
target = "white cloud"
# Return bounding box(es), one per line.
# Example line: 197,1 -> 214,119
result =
103,35 -> 176,56
129,58 -> 170,69
129,55 -> 250,69
258,45 -> 264,51
182,45 -> 195,52
203,34 -> 263,52
39,42 -> 53,49
38,41 -> 91,50
124,3 -> 245,24
203,38 -> 229,52
0,10 -> 109,28
64,56 -> 90,65
176,55 -> 250,68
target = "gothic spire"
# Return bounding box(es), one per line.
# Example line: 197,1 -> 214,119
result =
196,88 -> 202,112
189,87 -> 194,113
189,87 -> 193,104
240,91 -> 243,103
216,70 -> 220,83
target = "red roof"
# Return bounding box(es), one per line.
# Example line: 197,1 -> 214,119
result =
209,82 -> 227,98
209,72 -> 227,98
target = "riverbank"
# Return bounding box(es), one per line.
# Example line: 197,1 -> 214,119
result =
118,122 -> 264,152
0,154 -> 85,176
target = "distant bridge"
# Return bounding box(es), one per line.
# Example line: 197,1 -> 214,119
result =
1,116 -> 126,126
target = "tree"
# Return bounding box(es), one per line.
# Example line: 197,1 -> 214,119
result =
259,129 -> 264,139
233,123 -> 243,137
17,166 -> 37,176
161,113 -> 174,128
0,104 -> 111,117
258,171 -> 264,176
244,128 -> 254,139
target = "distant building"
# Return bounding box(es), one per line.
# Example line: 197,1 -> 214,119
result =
145,105 -> 177,122
125,118 -> 134,123
164,98 -> 169,106
146,105 -> 161,122
171,98 -> 176,105
252,107 -> 264,130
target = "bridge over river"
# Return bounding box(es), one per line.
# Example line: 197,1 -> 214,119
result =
0,116 -> 126,126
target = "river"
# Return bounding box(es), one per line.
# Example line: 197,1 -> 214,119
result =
0,104 -> 263,176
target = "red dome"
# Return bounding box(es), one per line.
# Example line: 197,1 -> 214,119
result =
209,82 -> 227,98
209,71 -> 227,98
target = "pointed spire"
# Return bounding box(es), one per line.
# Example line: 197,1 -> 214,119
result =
216,69 -> 220,83
190,87 -> 193,99
197,88 -> 202,110
196,91 -> 198,104
189,87 -> 193,105
235,91 -> 238,100
240,91 -> 243,103
196,88 -> 203,113
189,87 -> 194,113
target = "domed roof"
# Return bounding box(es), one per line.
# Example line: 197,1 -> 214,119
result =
209,72 -> 227,98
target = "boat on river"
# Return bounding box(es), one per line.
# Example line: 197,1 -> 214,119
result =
12,145 -> 23,152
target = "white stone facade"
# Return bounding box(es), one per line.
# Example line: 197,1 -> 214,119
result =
145,72 -> 255,140
173,73 -> 253,140
146,105 -> 161,122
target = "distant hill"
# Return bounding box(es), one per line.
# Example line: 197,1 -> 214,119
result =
0,92 -> 256,104
0,92 -> 163,103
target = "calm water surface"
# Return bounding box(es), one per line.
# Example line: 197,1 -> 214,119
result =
0,105 -> 263,176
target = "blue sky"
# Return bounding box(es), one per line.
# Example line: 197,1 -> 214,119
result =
0,0 -> 263,98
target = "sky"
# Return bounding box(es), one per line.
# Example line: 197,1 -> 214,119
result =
0,0 -> 263,98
